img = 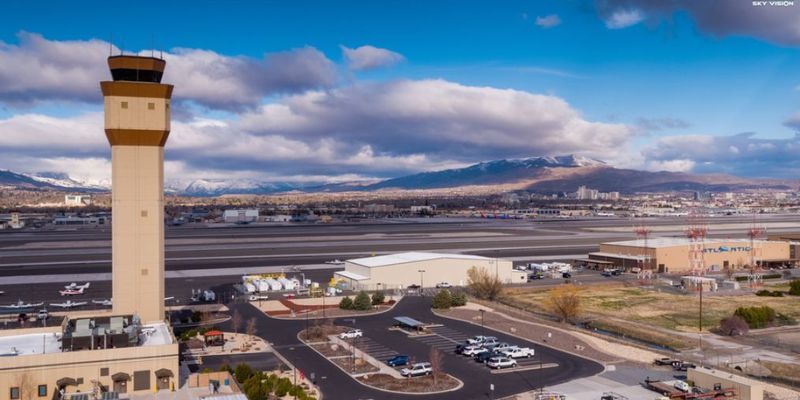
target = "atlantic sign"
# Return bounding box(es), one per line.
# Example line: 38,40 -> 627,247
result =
703,246 -> 752,254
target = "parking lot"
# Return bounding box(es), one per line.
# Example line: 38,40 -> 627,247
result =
231,295 -> 603,399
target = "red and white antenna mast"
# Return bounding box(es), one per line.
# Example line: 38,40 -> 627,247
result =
747,212 -> 766,288
634,222 -> 653,281
685,209 -> 708,277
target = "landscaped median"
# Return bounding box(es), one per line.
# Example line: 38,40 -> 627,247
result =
298,323 -> 463,394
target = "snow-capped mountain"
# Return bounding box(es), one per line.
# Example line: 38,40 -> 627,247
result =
28,172 -> 110,191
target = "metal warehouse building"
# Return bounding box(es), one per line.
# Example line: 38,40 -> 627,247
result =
587,237 -> 795,273
334,252 -> 526,290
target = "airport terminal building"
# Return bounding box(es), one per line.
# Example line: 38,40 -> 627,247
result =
586,237 -> 796,273
334,252 -> 526,290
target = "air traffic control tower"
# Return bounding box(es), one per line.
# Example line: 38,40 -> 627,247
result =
101,55 -> 173,323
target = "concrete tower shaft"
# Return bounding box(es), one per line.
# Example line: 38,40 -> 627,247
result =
101,55 -> 173,323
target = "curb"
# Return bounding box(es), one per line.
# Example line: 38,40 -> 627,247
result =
297,332 -> 464,396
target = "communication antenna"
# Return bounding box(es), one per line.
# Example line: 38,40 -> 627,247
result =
151,34 -> 155,58
685,208 -> 708,279
633,221 -> 653,282
746,212 -> 766,288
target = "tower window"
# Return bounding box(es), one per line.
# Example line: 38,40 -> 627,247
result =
10,388 -> 19,400
38,385 -> 47,397
121,102 -> 128,109
148,102 -> 155,110
141,210 -> 148,217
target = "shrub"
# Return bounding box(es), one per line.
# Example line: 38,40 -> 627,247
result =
234,363 -> 253,383
755,289 -> 784,297
467,266 -> 504,300
353,291 -> 372,310
338,296 -> 353,310
719,315 -> 749,336
776,313 -> 798,326
274,377 -> 293,397
790,280 -> 800,296
451,292 -> 468,307
371,290 -> 385,305
432,289 -> 453,309
734,306 -> 776,329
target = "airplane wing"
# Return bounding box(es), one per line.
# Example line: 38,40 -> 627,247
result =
49,303 -> 70,308
164,296 -> 174,301
31,302 -> 43,307
72,302 -> 87,306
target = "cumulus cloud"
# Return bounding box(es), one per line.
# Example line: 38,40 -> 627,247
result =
784,112 -> 800,131
341,45 -> 405,71
535,14 -> 562,29
238,79 -> 634,162
604,9 -> 645,29
0,78 -> 634,183
0,32 -> 337,109
596,0 -> 800,45
643,132 -> 800,178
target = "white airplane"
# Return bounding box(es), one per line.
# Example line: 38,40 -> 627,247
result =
164,296 -> 175,301
92,299 -> 113,306
325,259 -> 344,265
59,286 -> 88,296
1,300 -> 44,309
64,282 -> 91,290
49,300 -> 87,309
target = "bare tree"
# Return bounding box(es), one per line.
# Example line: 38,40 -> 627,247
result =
545,284 -> 582,323
245,317 -> 257,341
466,266 -> 504,300
232,310 -> 243,335
429,347 -> 444,386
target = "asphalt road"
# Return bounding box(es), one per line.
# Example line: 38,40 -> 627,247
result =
225,296 -> 604,400
3,215 -> 797,277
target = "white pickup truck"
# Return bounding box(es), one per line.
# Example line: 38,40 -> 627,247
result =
501,347 -> 535,358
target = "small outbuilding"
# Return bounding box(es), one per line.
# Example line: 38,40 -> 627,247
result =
203,330 -> 225,347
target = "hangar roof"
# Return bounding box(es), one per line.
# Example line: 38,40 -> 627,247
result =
348,252 -> 493,268
604,237 -> 773,249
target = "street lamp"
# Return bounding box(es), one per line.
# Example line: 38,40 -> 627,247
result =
479,309 -> 485,336
418,270 -> 426,293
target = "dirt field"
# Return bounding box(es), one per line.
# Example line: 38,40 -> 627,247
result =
503,283 -> 800,334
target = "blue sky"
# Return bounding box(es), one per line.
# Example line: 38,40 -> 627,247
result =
0,0 -> 798,185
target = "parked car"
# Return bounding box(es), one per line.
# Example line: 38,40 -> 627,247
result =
386,355 -> 409,367
462,345 -> 489,357
672,361 -> 696,371
503,347 -> 535,358
601,271 -> 612,277
481,338 -> 499,347
562,272 -> 572,278
674,380 -> 690,392
491,342 -> 514,351
400,362 -> 432,377
435,282 -> 452,288
487,357 -> 517,369
474,350 -> 502,364
37,309 -> 49,320
467,335 -> 497,345
528,273 -> 544,281
654,357 -> 679,366
339,329 -> 363,339
454,344 -> 467,354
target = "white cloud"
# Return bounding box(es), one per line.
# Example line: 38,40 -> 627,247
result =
238,79 -> 635,164
604,9 -> 645,29
596,0 -> 800,45
0,32 -> 337,110
341,45 -> 405,71
646,159 -> 695,172
535,14 -> 562,29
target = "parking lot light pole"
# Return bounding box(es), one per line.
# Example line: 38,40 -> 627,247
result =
418,270 -> 426,292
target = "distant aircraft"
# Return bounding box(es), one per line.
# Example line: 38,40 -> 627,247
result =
49,300 -> 87,309
1,300 -> 44,310
59,285 -> 89,296
164,296 -> 175,301
64,282 -> 91,291
325,259 -> 344,265
92,299 -> 113,306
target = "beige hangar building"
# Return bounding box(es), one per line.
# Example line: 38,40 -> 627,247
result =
0,55 -> 178,400
334,252 -> 527,290
587,237 -> 794,273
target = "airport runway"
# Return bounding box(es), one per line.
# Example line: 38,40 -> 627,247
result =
4,214 -> 795,278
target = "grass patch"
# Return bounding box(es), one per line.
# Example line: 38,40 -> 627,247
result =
759,361 -> 800,386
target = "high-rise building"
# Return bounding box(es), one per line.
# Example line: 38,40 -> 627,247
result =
101,55 -> 173,323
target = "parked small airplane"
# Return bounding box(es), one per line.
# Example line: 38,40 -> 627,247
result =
1,300 -> 44,309
64,282 -> 91,291
49,300 -> 87,309
59,286 -> 88,296
92,299 -> 113,306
